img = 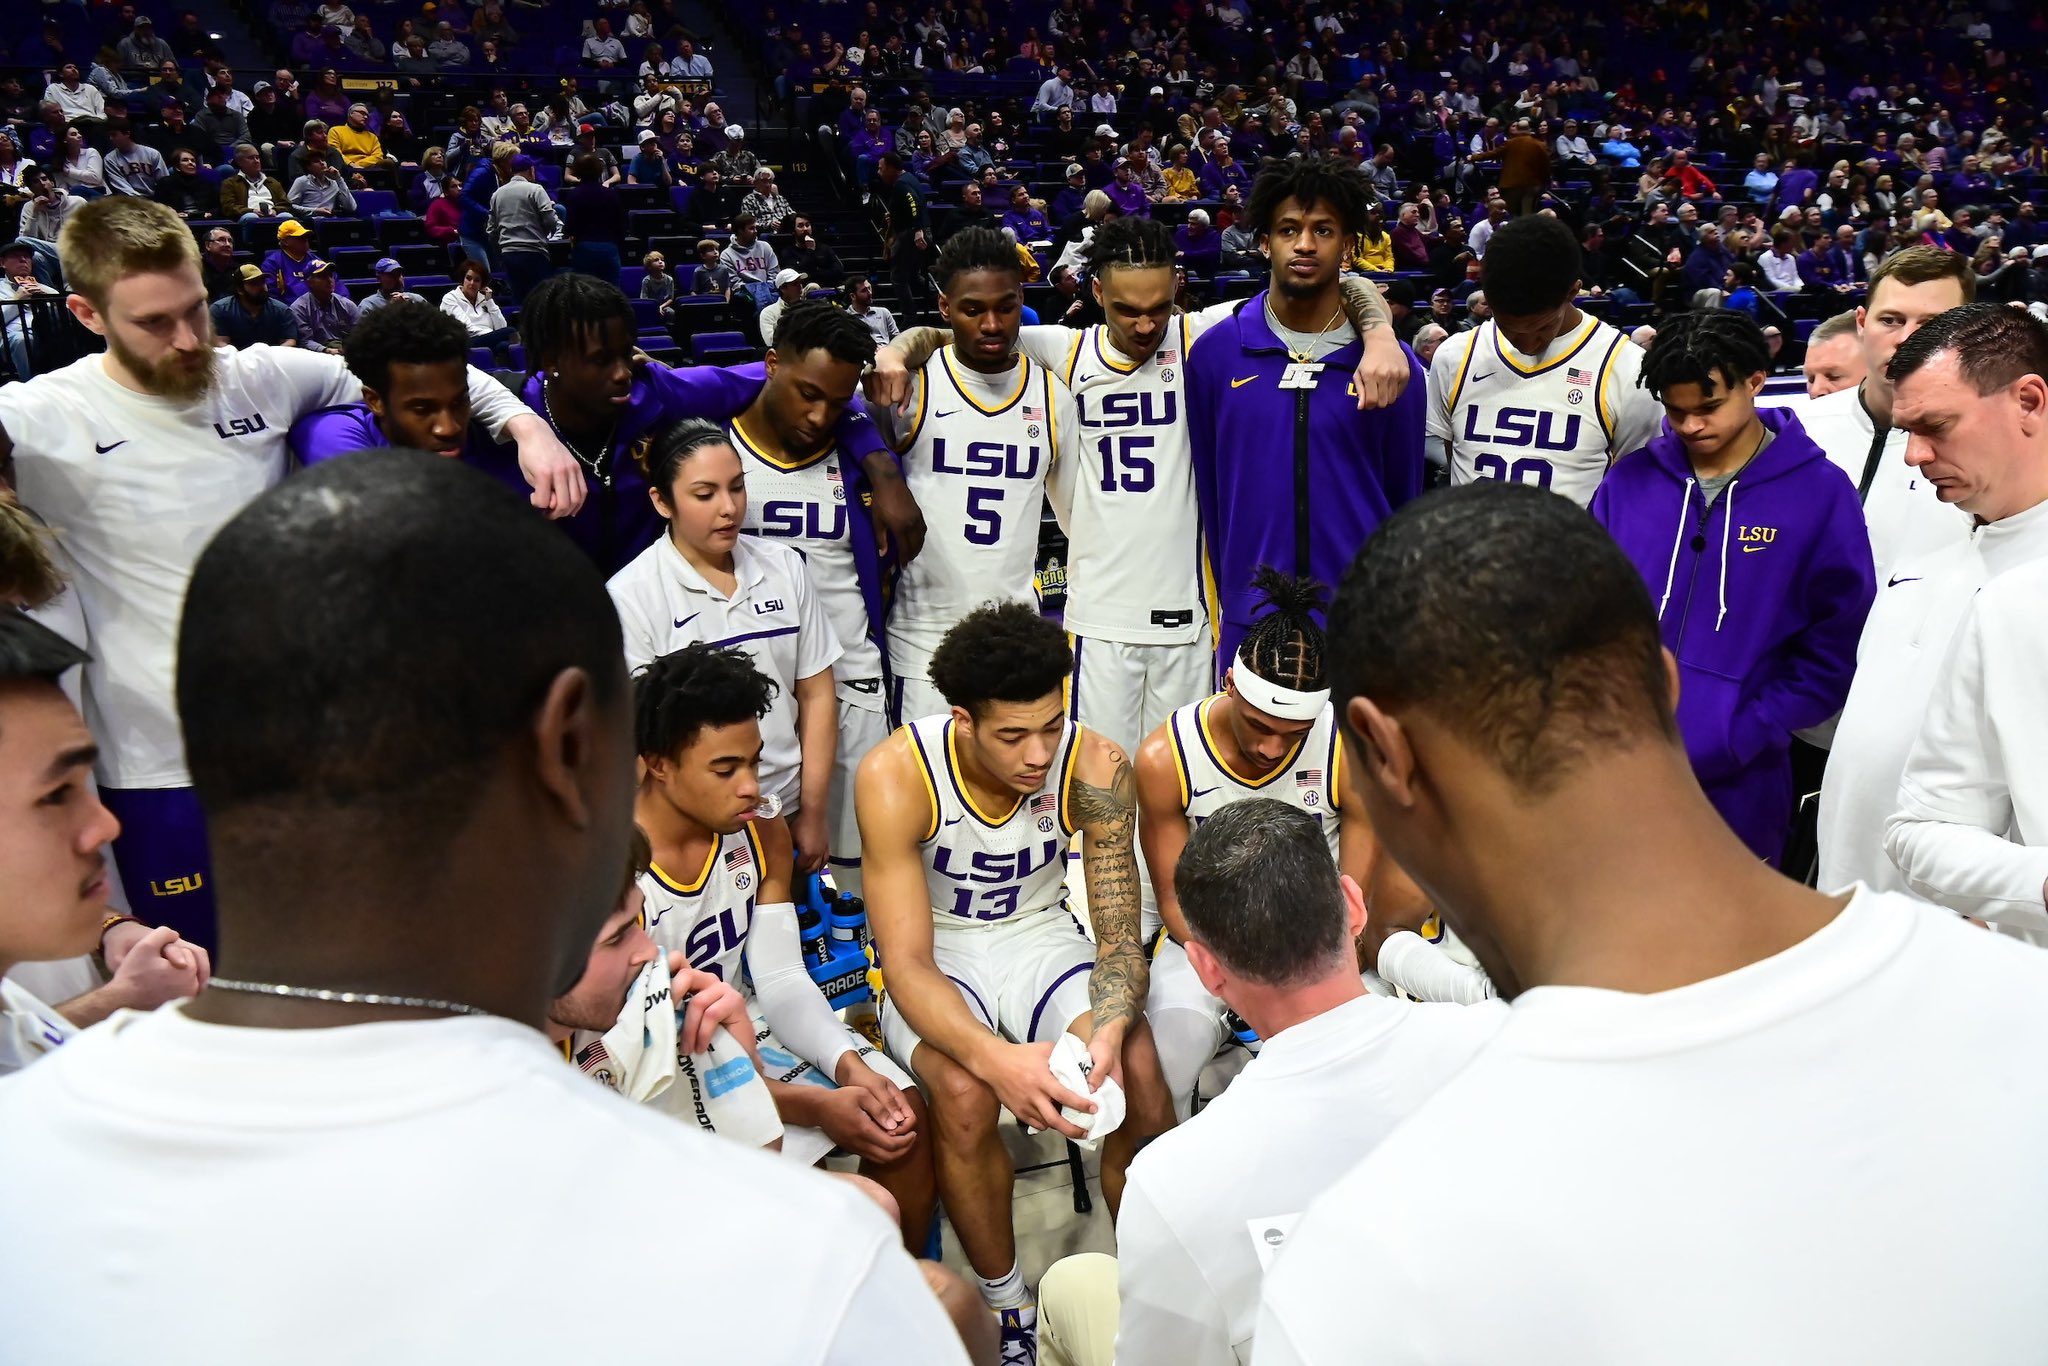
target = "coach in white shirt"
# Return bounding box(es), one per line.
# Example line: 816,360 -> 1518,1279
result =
0,452 -> 969,1365
1255,482 -> 2048,1366
1887,555 -> 2048,938
1817,302 -> 2048,896
1039,799 -> 1501,1366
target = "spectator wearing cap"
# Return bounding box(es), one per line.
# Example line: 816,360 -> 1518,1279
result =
1051,163 -> 1090,222
289,146 -> 359,217
249,82 -> 300,159
221,144 -> 290,221
738,168 -> 794,232
195,84 -> 253,151
211,264 -> 301,348
117,16 -> 177,70
564,125 -> 621,187
1107,160 -> 1150,219
359,258 -> 425,314
758,268 -> 807,345
289,259 -> 361,353
261,220 -> 323,300
486,154 -> 559,302
628,130 -> 671,187
0,236 -> 55,378
1032,65 -> 1075,119
709,125 -> 757,182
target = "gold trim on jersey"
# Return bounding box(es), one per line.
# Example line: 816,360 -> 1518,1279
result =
742,819 -> 768,877
1062,330 -> 1085,386
1042,367 -> 1060,463
1166,699 -> 1205,810
1328,720 -> 1345,813
1594,331 -> 1627,450
650,838 -> 720,895
1489,316 -> 1601,377
1092,327 -> 1142,375
1199,695 -> 1305,789
901,369 -> 930,451
938,348 -> 1033,416
902,723 -> 943,843
1444,328 -> 1481,414
730,413 -> 831,472
1055,723 -> 1084,834
947,719 -> 1025,826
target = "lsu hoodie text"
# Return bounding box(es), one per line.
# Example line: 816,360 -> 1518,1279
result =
1591,405 -> 1876,863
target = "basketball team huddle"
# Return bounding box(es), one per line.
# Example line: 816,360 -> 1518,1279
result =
7,152 -> 2048,1366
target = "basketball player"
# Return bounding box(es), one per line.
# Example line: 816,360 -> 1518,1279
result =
634,643 -> 936,1250
1258,481 -> 2048,1366
0,196 -> 581,952
859,602 -> 1174,1363
1800,311 -> 1864,399
880,227 -> 1077,724
1185,156 -> 1427,664
728,301 -> 895,893
867,215 -> 1402,762
610,422 -> 843,875
1428,214 -> 1664,507
548,823 -> 783,1146
1798,246 -> 1974,588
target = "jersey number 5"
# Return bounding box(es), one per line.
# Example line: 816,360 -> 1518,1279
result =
964,486 -> 1004,545
1096,435 -> 1156,493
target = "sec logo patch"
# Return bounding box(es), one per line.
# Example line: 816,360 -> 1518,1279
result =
735,871 -> 752,889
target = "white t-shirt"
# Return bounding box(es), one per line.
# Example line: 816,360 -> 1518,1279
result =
1885,557 -> 2048,938
0,349 -> 531,790
608,532 -> 842,811
0,976 -> 77,1075
1255,889 -> 2048,1366
0,1005 -> 968,1365
1816,499 -> 2048,894
1116,993 -> 1503,1366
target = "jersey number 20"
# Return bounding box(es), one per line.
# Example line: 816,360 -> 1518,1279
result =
1472,453 -> 1554,489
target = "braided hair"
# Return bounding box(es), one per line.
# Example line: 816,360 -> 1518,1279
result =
516,271 -> 634,375
1637,308 -> 1772,402
1237,567 -> 1329,692
1084,215 -> 1176,277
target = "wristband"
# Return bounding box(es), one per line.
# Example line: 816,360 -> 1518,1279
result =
99,914 -> 145,945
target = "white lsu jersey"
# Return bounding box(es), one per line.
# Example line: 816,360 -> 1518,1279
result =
1027,318 -> 1208,645
729,417 -> 886,691
640,822 -> 766,987
890,349 -> 1071,632
902,713 -> 1082,929
1166,694 -> 1343,862
1428,315 -> 1661,507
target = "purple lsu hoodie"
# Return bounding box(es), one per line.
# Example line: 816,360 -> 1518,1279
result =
1590,405 -> 1875,864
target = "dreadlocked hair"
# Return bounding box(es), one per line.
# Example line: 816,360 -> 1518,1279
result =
934,225 -> 1024,292
516,272 -> 633,373
1084,215 -> 1176,275
1637,308 -> 1771,402
1238,567 -> 1329,691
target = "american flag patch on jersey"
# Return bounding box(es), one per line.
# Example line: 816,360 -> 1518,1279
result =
1156,350 -> 1178,365
1022,405 -> 1043,421
725,844 -> 752,870
574,1038 -> 611,1074
1030,791 -> 1059,815
826,465 -> 842,482
1567,367 -> 1594,386
1296,768 -> 1324,790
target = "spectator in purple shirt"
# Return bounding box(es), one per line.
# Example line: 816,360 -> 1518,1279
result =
287,259 -> 361,353
847,109 -> 890,185
1174,207 -> 1220,273
1199,142 -> 1250,200
1106,160 -> 1150,218
999,184 -> 1050,242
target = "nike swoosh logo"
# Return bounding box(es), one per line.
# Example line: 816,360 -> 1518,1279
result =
94,440 -> 128,453
673,613 -> 699,629
934,409 -> 958,418
1468,371 -> 1493,385
1188,785 -> 1217,799
1230,376 -> 1257,388
1887,575 -> 1922,587
1741,545 -> 1767,553
942,814 -> 964,826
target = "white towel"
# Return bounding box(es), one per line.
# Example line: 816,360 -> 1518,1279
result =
1047,1032 -> 1126,1149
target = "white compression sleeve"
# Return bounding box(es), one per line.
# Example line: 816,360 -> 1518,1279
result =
1377,930 -> 1499,1004
745,901 -> 860,1078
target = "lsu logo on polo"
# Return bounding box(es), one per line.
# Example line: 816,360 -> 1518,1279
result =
213,415 -> 270,439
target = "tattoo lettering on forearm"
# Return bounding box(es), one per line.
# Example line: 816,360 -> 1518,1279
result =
1075,756 -> 1146,1030
1337,275 -> 1390,334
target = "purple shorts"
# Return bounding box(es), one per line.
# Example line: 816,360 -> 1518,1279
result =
101,786 -> 216,952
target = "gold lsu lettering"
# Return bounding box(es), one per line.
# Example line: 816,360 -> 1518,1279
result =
149,873 -> 205,896
1737,525 -> 1777,553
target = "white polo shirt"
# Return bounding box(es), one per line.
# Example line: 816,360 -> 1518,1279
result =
1885,556 -> 2048,938
0,1005 -> 967,1363
1116,993 -> 1504,1366
1816,499 -> 2048,894
0,348 -> 533,791
1256,890 -> 2048,1366
608,531 -> 841,810
0,978 -> 76,1075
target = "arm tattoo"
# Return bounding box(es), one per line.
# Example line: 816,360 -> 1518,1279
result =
1338,275 -> 1390,335
1074,755 -> 1146,1032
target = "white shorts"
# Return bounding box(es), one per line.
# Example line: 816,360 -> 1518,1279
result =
1066,633 -> 1213,761
830,686 -> 891,890
881,909 -> 1098,1072
739,1001 -> 920,1167
886,623 -> 949,727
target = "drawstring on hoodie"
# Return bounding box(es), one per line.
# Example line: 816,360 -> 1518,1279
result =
1716,480 -> 1737,631
1656,478 -> 1695,620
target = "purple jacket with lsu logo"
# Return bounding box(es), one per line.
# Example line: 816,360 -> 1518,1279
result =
1590,404 -> 1875,864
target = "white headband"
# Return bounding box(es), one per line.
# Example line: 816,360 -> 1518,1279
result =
1231,650 -> 1329,722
